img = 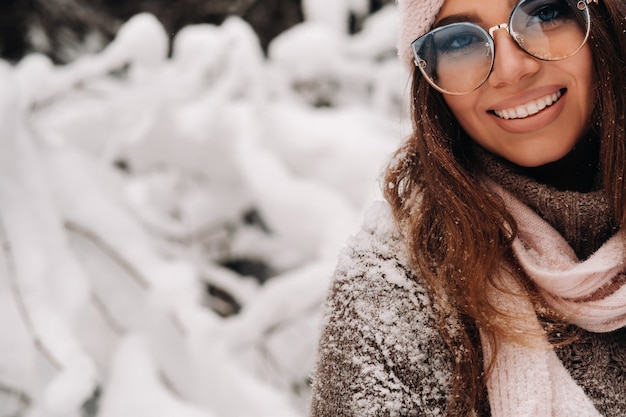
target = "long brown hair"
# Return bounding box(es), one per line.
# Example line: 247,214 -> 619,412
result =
383,1 -> 626,415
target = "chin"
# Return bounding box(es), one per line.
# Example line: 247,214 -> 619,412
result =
502,144 -> 578,168
512,157 -> 560,168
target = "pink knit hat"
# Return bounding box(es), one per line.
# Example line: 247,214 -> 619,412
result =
397,0 -> 446,71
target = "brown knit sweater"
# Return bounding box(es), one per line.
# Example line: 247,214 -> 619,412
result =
474,143 -> 615,260
309,145 -> 626,417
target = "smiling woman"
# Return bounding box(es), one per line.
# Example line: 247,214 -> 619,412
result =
309,0 -> 626,416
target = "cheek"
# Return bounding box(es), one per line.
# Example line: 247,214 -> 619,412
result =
580,49 -> 594,116
437,54 -> 493,94
443,95 -> 468,120
561,45 -> 594,130
443,95 -> 482,136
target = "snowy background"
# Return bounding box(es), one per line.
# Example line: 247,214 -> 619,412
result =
0,2 -> 412,416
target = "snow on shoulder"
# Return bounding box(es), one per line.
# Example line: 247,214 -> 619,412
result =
343,200 -> 414,291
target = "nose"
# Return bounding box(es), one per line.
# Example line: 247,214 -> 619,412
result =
487,29 -> 541,88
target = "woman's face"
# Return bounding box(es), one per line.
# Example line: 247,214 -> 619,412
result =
439,0 -> 594,167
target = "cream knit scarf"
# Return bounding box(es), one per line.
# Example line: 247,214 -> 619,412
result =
481,180 -> 626,417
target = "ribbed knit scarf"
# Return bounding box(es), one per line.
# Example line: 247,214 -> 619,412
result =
481,179 -> 626,417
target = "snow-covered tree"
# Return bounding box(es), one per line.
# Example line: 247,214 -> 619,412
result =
0,4 -> 408,416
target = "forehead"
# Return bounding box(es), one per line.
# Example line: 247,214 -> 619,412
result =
436,0 -> 519,26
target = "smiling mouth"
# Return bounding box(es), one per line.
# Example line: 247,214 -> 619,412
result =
491,89 -> 566,120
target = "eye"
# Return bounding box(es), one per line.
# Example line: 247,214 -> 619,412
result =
438,32 -> 484,53
534,4 -> 565,22
522,0 -> 572,28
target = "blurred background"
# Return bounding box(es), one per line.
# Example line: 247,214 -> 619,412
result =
0,0 -> 394,63
0,1 -> 410,416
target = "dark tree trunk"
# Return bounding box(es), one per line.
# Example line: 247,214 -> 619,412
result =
0,0 -> 393,64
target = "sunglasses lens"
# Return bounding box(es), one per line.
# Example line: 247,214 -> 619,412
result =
412,23 -> 493,95
411,0 -> 591,94
511,0 -> 590,60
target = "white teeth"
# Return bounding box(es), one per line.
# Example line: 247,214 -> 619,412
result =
494,90 -> 562,120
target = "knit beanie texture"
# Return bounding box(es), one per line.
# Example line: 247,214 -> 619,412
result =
397,0 -> 445,71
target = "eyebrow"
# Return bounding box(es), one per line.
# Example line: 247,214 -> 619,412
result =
433,0 -> 520,29
433,13 -> 483,29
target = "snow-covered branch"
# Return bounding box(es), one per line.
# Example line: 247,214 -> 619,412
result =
0,3 -> 408,416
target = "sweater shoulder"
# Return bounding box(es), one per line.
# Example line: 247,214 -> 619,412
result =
310,201 -> 454,417
329,201 -> 438,330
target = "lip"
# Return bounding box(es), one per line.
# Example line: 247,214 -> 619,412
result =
489,86 -> 565,111
487,87 -> 567,133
